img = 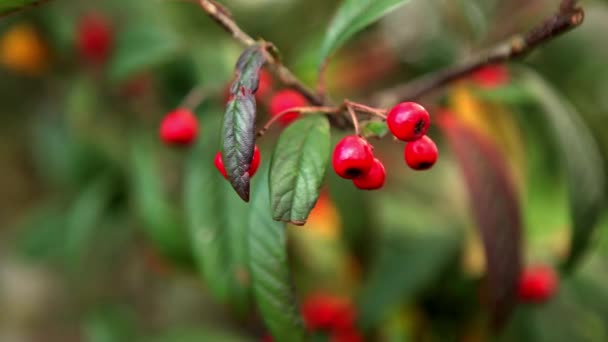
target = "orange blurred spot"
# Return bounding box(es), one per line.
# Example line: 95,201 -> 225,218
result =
302,192 -> 341,238
0,23 -> 48,75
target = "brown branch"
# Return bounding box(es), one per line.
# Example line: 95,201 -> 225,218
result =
0,0 -> 52,18
196,0 -> 326,106
370,0 -> 584,106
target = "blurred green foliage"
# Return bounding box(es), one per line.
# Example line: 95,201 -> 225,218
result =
1,0 -> 608,341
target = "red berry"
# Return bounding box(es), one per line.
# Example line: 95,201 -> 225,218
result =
404,135 -> 438,170
387,102 -> 430,142
269,89 -> 308,126
518,265 -> 558,303
301,293 -> 356,331
256,69 -> 273,100
331,329 -> 363,342
332,136 -> 374,179
353,158 -> 385,190
214,145 -> 261,179
471,65 -> 509,88
77,13 -> 113,64
159,108 -> 199,145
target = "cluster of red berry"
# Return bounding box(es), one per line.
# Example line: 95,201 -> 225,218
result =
264,292 -> 362,342
332,102 -> 438,190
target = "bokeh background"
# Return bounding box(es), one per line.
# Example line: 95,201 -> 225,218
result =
1,0 -> 608,341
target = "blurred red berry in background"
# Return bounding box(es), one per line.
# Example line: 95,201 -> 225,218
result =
518,265 -> 558,303
77,13 -> 113,64
269,89 -> 308,126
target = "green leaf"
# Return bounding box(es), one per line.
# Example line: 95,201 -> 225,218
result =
149,327 -> 250,342
222,88 -> 257,202
319,0 -> 410,66
361,120 -> 389,139
270,116 -> 330,225
185,114 -> 252,314
358,229 -> 461,330
233,45 -> 267,93
130,133 -> 191,265
64,175 -> 116,271
84,304 -> 137,342
249,166 -> 306,342
0,0 -> 46,17
109,24 -> 181,82
440,115 -> 523,329
520,70 -> 605,270
222,46 -> 266,202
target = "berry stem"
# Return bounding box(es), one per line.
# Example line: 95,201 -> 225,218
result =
344,100 -> 387,119
345,105 -> 361,136
257,106 -> 340,136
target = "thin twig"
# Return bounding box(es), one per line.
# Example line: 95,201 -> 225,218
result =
345,105 -> 361,136
0,0 -> 52,18
179,86 -> 208,110
196,0 -> 325,106
257,106 -> 340,136
370,0 -> 584,106
345,100 -> 387,119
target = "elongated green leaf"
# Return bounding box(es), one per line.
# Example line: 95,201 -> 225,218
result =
520,71 -> 605,270
440,115 -> 522,330
249,166 -> 306,342
185,114 -> 252,314
270,116 -> 330,225
0,0 -> 47,17
222,46 -> 266,202
64,175 -> 115,270
130,134 -> 191,265
319,0 -> 410,66
109,24 -> 181,82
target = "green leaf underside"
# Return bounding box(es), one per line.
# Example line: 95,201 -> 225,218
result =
222,91 -> 257,202
441,117 -> 522,329
222,45 -> 266,202
319,0 -> 410,67
249,166 -> 306,342
185,115 -> 252,314
361,120 -> 389,138
521,71 -> 606,270
0,0 -> 44,16
270,116 -> 331,225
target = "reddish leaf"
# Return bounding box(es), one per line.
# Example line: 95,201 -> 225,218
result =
439,115 -> 522,330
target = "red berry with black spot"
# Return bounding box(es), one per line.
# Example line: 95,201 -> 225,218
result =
159,108 -> 198,145
332,136 -> 374,179
387,102 -> 430,142
77,13 -> 113,64
269,89 -> 308,126
404,135 -> 438,170
214,145 -> 261,179
518,265 -> 558,303
353,158 -> 385,190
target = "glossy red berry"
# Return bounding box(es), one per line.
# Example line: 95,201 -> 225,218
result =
387,102 -> 430,142
159,108 -> 198,145
404,135 -> 438,170
301,293 -> 356,331
214,145 -> 261,179
353,158 -> 385,190
77,13 -> 113,64
518,265 -> 558,303
332,136 -> 374,179
269,89 -> 308,126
